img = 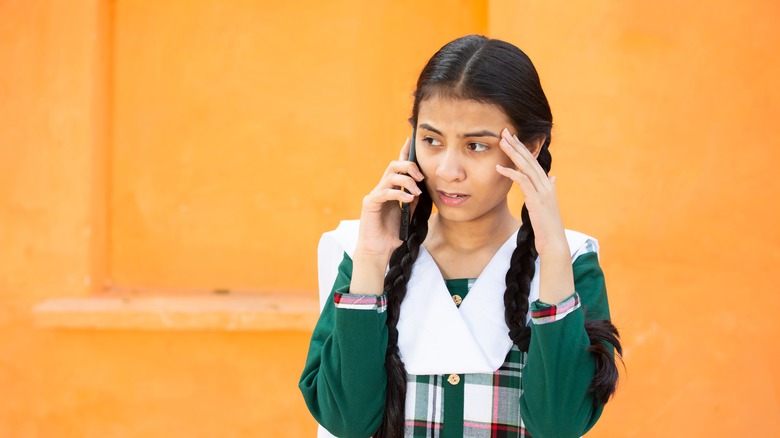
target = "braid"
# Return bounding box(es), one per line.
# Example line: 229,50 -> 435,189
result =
504,141 -> 623,402
503,141 -> 551,351
503,205 -> 536,351
584,319 -> 623,403
374,187 -> 433,438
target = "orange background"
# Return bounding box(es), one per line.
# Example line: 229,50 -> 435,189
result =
2,0 -> 779,436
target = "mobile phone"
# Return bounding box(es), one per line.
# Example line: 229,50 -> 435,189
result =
399,128 -> 417,241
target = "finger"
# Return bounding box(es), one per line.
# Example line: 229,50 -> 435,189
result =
376,187 -> 416,204
510,133 -> 554,190
501,129 -> 548,184
398,137 -> 411,161
385,173 -> 423,195
512,133 -> 552,187
403,161 -> 425,182
499,139 -> 543,192
496,164 -> 538,198
499,129 -> 534,169
501,128 -> 535,163
383,160 -> 425,182
500,132 -> 553,193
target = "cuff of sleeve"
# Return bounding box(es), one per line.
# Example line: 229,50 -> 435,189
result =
333,287 -> 387,313
531,292 -> 581,325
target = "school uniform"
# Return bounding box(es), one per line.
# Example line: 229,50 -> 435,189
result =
300,220 -> 613,438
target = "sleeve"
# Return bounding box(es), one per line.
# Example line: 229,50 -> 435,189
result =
519,251 -> 612,438
298,252 -> 389,438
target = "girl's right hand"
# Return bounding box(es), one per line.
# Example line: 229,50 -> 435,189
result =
355,138 -> 425,259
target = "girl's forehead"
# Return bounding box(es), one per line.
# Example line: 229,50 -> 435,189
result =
417,96 -> 512,132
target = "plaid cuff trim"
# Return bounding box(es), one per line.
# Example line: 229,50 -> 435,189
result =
531,293 -> 580,325
333,292 -> 387,313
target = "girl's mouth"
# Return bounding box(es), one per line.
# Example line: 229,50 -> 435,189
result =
438,191 -> 470,206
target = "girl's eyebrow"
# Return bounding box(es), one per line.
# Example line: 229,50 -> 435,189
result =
419,123 -> 500,139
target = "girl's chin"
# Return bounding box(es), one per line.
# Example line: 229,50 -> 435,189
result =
432,199 -> 513,225
431,206 -> 476,223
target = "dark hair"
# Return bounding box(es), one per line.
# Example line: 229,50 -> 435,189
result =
375,35 -> 622,437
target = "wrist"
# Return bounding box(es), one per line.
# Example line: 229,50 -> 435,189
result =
353,246 -> 393,264
538,244 -> 570,259
536,230 -> 570,256
350,253 -> 389,296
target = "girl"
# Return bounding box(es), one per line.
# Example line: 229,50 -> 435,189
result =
299,35 -> 621,438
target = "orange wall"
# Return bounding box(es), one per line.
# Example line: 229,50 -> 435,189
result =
2,0 -> 779,436
491,0 -> 780,435
110,0 -> 487,293
0,0 -> 486,436
0,0 -> 105,301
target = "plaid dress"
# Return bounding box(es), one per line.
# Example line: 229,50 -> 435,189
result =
406,346 -> 530,437
403,278 -> 581,438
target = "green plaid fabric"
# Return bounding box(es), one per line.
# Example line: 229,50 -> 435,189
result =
398,280 -> 583,438
404,346 -> 531,437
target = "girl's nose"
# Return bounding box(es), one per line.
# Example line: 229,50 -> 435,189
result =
435,150 -> 466,182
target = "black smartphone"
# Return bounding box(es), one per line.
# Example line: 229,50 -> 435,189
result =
399,128 -> 417,241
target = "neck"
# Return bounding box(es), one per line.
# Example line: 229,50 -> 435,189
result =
428,201 -> 520,253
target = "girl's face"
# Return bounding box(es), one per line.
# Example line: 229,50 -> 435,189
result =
415,96 -> 521,224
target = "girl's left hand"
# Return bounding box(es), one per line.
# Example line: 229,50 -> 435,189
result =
495,128 -> 569,257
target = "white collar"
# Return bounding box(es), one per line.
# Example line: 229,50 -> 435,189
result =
317,220 -> 594,374
396,231 -> 522,374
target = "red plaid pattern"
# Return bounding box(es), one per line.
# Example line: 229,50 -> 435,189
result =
333,292 -> 387,312
530,293 -> 580,324
405,346 -> 532,437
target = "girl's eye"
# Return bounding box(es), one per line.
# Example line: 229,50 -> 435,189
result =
468,143 -> 489,152
422,136 -> 441,146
